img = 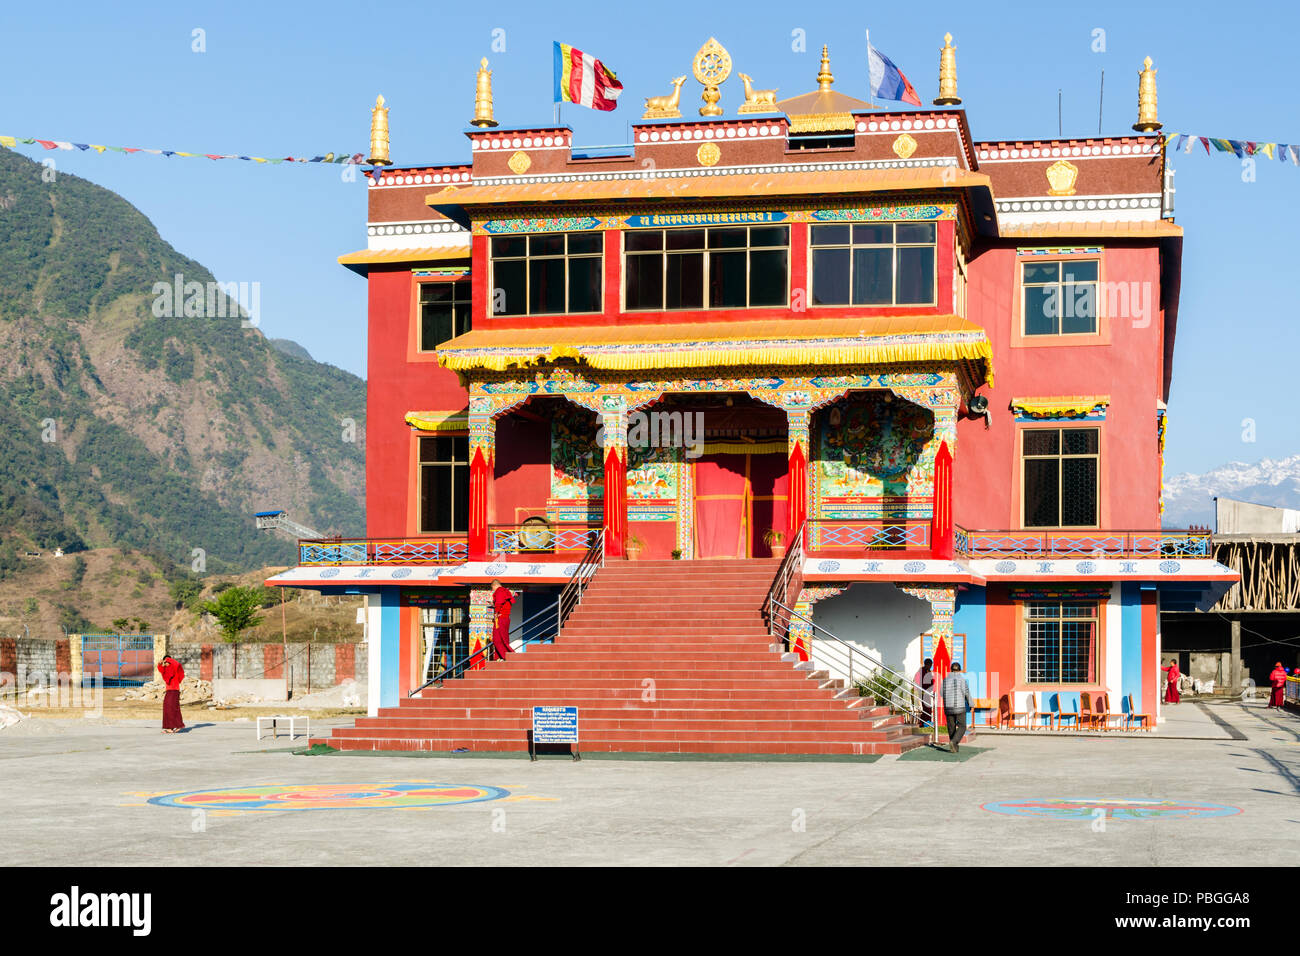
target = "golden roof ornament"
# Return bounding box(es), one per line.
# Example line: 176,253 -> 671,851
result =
737,73 -> 778,113
694,38 -> 732,117
1133,56 -> 1161,132
367,94 -> 392,167
816,45 -> 834,91
642,76 -> 687,119
1046,159 -> 1079,196
934,33 -> 961,106
471,57 -> 498,129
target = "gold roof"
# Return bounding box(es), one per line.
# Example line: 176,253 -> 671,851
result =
430,166 -> 990,209
776,45 -> 877,133
337,245 -> 471,274
436,314 -> 993,384
1000,220 -> 1182,239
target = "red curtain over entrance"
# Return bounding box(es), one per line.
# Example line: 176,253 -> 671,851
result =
693,453 -> 788,558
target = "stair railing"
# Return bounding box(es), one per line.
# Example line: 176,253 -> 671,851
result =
409,529 -> 606,697
763,520 -> 805,642
768,599 -> 936,740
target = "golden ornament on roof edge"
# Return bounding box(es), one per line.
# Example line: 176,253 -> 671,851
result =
1045,159 -> 1079,196
696,142 -> 721,166
693,38 -> 732,117
892,133 -> 918,159
508,150 -> 531,174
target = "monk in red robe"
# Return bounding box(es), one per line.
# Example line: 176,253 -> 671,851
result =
1162,659 -> 1181,705
491,581 -> 515,660
158,655 -> 186,733
1268,663 -> 1288,708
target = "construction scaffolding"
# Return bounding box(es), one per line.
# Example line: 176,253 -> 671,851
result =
1209,535 -> 1300,612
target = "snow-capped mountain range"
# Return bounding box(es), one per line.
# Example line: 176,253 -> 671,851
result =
1163,454 -> 1300,528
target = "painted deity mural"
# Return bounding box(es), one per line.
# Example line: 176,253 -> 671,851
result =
549,405 -> 679,502
817,393 -> 933,499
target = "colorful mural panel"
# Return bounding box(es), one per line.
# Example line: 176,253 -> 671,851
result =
550,405 -> 604,500
817,394 -> 933,498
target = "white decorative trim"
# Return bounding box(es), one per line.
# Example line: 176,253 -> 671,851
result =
977,142 -> 1161,161
366,221 -> 470,252
369,169 -> 472,188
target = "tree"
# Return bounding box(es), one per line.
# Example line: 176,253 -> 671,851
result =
111,617 -> 130,632
201,586 -> 264,644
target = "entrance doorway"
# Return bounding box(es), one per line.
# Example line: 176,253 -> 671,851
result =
693,450 -> 788,558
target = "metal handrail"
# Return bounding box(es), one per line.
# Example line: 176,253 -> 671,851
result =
954,527 -> 1213,559
769,599 -> 936,738
408,529 -> 606,696
763,520 -> 805,640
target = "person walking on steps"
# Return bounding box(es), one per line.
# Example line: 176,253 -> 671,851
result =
941,662 -> 972,754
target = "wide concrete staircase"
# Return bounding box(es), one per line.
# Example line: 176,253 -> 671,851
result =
313,559 -> 925,755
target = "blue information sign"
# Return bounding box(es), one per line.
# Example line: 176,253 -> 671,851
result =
532,705 -> 579,745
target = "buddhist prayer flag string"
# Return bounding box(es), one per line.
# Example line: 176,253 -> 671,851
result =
0,134 -> 364,167
1164,133 -> 1300,165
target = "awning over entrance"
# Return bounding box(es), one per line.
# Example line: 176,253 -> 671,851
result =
405,409 -> 469,432
436,314 -> 994,384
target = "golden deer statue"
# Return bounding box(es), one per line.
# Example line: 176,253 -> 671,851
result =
643,76 -> 687,118
737,73 -> 777,112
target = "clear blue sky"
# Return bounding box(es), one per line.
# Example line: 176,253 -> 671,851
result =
1,0 -> 1295,476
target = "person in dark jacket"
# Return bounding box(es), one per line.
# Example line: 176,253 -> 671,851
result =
940,662 -> 972,753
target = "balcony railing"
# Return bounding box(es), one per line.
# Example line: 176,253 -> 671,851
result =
489,525 -> 600,554
298,536 -> 468,566
809,520 -> 931,551
955,528 -> 1212,559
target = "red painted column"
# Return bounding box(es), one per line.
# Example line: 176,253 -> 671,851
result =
603,446 -> 626,558
931,441 -> 954,560
787,441 -> 807,544
469,445 -> 491,560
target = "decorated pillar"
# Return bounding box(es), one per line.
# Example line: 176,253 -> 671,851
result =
468,584 -> 493,670
786,408 -> 810,546
600,398 -> 628,559
931,440 -> 954,560
468,399 -> 495,560
791,585 -> 850,663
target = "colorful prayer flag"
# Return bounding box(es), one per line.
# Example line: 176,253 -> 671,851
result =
553,42 -> 623,111
866,33 -> 922,107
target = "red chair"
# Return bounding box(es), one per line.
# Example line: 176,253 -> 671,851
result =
996,693 -> 1030,729
1095,693 -> 1126,731
1079,692 -> 1098,730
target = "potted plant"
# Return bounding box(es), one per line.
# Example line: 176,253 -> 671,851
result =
670,548 -> 683,560
763,528 -> 786,560
625,534 -> 645,561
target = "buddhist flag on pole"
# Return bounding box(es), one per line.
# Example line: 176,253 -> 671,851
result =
866,31 -> 922,106
553,42 -> 623,111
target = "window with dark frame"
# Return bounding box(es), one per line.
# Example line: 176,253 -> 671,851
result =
1022,259 -> 1099,336
490,231 -> 603,316
1025,601 -> 1098,684
1022,427 -> 1100,528
419,436 -> 469,534
419,280 -> 472,351
810,221 -> 937,306
624,225 -> 789,311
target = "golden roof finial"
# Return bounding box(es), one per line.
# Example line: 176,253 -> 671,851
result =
1133,55 -> 1162,133
816,45 -> 834,92
471,57 -> 499,129
934,33 -> 961,106
367,94 -> 392,167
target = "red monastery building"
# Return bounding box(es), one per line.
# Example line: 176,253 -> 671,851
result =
272,37 -> 1237,753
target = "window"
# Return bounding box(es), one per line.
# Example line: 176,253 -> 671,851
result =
624,225 -> 789,310
419,436 -> 469,533
1022,428 -> 1099,527
810,222 -> 936,306
419,281 -> 471,350
490,232 -> 603,316
1025,601 -> 1098,684
1022,260 -> 1099,335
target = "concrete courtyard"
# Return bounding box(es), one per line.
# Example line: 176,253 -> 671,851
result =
1,699 -> 1298,867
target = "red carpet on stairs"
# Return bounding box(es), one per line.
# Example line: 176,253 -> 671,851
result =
312,559 -> 926,756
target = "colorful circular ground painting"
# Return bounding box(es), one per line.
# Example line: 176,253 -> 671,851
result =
148,782 -> 509,812
982,798 -> 1242,821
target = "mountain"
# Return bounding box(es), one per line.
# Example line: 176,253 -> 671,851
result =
270,338 -> 314,362
0,146 -> 364,577
1163,454 -> 1300,528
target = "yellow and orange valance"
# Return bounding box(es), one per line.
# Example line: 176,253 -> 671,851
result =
405,409 -> 469,432
436,315 -> 993,384
337,245 -> 471,274
1011,396 -> 1110,419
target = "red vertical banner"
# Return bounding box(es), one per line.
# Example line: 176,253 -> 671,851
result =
469,445 -> 490,560
604,446 -> 626,558
787,441 -> 807,546
931,440 -> 954,560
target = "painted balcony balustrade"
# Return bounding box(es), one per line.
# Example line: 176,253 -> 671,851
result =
809,520 -> 932,552
954,529 -> 1213,559
298,537 -> 469,566
489,524 -> 601,554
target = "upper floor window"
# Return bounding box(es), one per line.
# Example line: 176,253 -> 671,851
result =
490,232 -> 603,316
1022,427 -> 1099,528
1025,601 -> 1098,684
419,281 -> 471,351
810,222 -> 936,306
1022,260 -> 1099,336
419,436 -> 469,534
624,225 -> 789,311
